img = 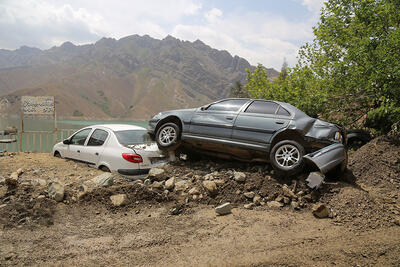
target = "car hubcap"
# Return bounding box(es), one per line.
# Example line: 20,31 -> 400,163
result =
159,126 -> 177,145
275,144 -> 300,168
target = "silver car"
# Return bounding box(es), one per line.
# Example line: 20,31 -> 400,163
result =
148,98 -> 347,174
53,124 -> 166,175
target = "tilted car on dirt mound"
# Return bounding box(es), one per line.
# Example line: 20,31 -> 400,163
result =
148,98 -> 347,174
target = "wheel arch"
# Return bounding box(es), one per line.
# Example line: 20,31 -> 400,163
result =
270,129 -> 306,150
98,162 -> 112,172
155,116 -> 183,137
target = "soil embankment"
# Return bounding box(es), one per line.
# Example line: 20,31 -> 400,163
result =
0,136 -> 399,266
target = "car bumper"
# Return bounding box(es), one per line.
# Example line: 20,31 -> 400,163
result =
303,143 -> 347,174
117,168 -> 150,176
147,119 -> 159,135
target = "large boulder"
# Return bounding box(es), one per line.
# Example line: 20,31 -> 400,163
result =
148,168 -> 166,181
215,202 -> 232,215
202,180 -> 217,195
48,182 -> 65,202
312,203 -> 329,218
110,194 -> 128,206
90,173 -> 114,187
233,171 -> 246,182
165,177 -> 175,190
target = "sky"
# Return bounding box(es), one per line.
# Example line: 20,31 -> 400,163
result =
0,0 -> 326,70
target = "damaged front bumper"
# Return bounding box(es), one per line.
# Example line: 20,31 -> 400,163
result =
303,143 -> 347,174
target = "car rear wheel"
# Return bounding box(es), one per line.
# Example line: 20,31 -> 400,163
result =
155,122 -> 181,150
270,140 -> 305,174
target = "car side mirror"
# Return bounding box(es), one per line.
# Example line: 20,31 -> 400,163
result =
63,139 -> 71,145
200,105 -> 210,111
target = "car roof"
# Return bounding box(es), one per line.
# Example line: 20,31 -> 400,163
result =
219,98 -> 302,116
89,124 -> 146,131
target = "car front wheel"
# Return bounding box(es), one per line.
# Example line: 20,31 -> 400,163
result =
270,140 -> 305,174
155,122 -> 181,150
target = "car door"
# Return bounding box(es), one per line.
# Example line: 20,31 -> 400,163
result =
232,100 -> 291,150
189,99 -> 249,139
81,128 -> 109,166
66,128 -> 93,161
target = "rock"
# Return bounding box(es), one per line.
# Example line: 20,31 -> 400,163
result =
283,197 -> 290,204
16,168 -> 23,176
148,168 -> 166,181
189,187 -> 200,195
291,201 -> 300,210
297,190 -> 305,196
170,204 -> 183,215
175,180 -> 189,191
165,177 -> 175,190
282,184 -> 297,199
202,180 -> 218,195
215,202 -> 232,215
110,194 -> 128,206
213,179 -> 225,186
151,181 -> 164,189
144,179 -> 151,186
31,178 -> 47,187
244,191 -> 255,199
267,201 -> 284,208
233,171 -> 246,182
204,173 -> 214,180
253,195 -> 262,205
48,182 -> 65,202
312,203 -> 329,218
275,195 -> 284,202
0,186 -> 7,198
90,173 -> 114,187
36,195 -> 46,201
244,203 -> 255,209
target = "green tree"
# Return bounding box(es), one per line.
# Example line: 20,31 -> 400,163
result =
244,0 -> 400,132
230,81 -> 249,98
298,0 -> 400,131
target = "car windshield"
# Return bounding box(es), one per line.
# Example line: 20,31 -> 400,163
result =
114,130 -> 152,145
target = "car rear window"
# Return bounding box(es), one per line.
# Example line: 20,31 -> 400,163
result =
206,99 -> 248,112
245,101 -> 279,114
114,130 -> 152,145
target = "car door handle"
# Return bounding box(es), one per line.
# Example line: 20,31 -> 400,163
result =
226,116 -> 234,120
95,152 -> 99,156
275,121 -> 285,124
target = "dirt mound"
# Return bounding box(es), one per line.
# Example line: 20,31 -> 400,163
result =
80,183 -> 177,210
161,158 -> 312,208
319,136 -> 400,230
0,184 -> 56,229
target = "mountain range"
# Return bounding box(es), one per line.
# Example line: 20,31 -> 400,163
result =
0,35 -> 278,119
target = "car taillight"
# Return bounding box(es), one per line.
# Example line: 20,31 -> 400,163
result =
122,153 -> 143,163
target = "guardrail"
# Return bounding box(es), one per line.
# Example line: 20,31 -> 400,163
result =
0,129 -> 76,153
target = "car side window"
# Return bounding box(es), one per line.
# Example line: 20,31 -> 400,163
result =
70,128 -> 92,145
206,99 -> 248,112
87,129 -> 109,146
244,101 -> 279,114
277,106 -> 291,116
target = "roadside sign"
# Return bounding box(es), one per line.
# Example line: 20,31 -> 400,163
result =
21,96 -> 54,115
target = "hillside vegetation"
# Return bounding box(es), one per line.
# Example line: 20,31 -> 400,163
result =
238,0 -> 400,134
0,35 -> 278,119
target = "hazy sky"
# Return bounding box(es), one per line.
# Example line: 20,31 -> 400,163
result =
0,0 -> 326,69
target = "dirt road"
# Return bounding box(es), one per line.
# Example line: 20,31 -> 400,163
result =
1,136 -> 399,266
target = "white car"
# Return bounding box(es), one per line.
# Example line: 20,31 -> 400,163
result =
52,124 -> 167,175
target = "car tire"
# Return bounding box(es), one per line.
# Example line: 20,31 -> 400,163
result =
270,140 -> 305,174
155,122 -> 181,150
54,151 -> 61,158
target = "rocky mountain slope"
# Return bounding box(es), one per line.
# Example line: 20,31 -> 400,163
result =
0,35 -> 278,119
